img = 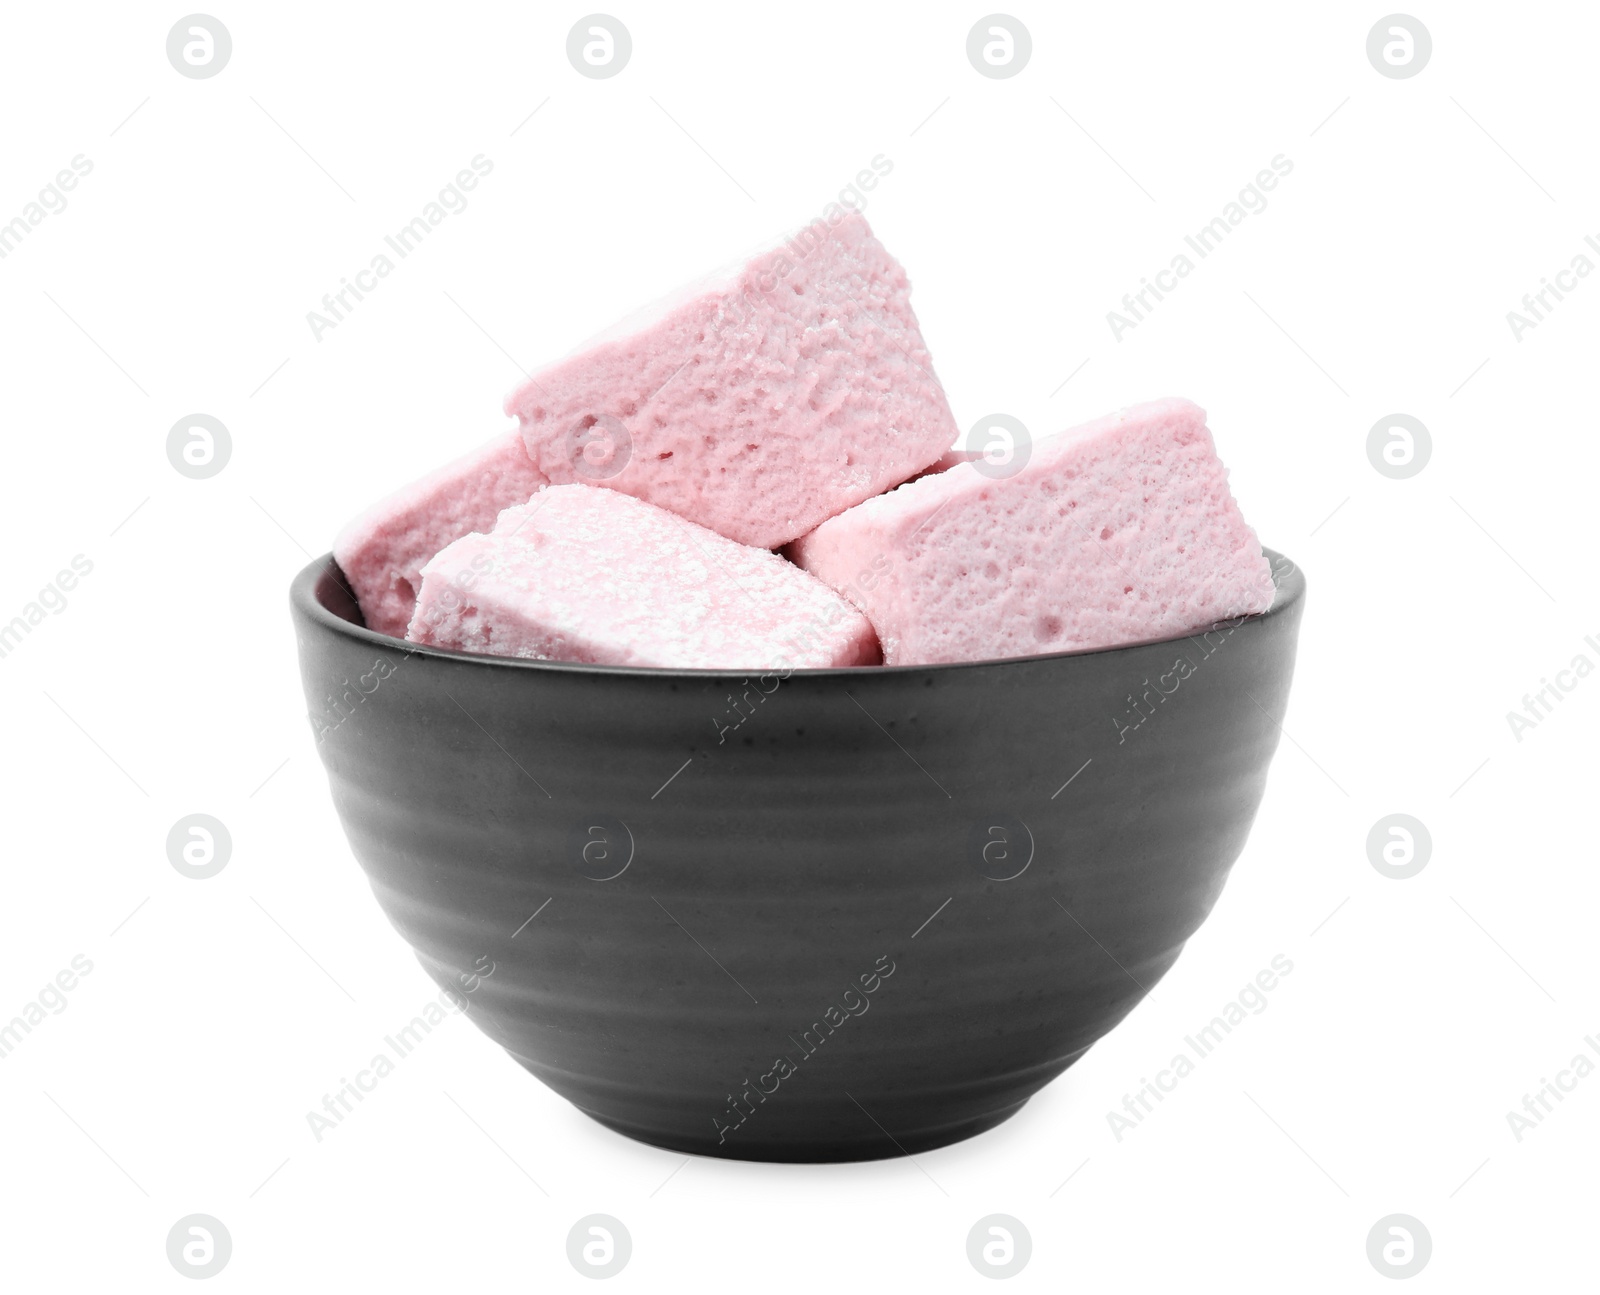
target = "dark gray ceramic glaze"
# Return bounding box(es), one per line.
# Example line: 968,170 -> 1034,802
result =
291,551 -> 1305,1162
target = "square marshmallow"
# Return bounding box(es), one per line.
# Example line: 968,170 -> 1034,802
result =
504,212 -> 958,549
407,484 -> 880,669
788,398 -> 1276,665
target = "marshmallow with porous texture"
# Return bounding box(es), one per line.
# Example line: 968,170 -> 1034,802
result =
406,484 -> 881,669
788,398 -> 1276,665
334,430 -> 547,638
504,212 -> 958,549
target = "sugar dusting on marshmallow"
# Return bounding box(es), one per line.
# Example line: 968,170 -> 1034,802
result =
407,484 -> 880,669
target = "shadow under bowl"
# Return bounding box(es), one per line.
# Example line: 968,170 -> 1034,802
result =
291,551 -> 1305,1162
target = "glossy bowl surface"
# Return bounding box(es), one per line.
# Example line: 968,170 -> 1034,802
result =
291,551 -> 1305,1161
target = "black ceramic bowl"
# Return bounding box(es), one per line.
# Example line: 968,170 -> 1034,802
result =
291,551 -> 1304,1162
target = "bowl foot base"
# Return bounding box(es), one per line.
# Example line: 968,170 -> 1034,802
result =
573,1097 -> 1032,1164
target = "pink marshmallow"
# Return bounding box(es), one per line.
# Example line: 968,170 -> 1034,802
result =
406,484 -> 881,669
333,430 -> 547,637
504,212 -> 958,549
788,398 -> 1276,665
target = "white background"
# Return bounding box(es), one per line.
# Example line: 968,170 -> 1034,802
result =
1,1 -> 1595,1289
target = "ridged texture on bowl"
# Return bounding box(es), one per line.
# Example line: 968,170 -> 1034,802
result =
293,552 -> 1304,1161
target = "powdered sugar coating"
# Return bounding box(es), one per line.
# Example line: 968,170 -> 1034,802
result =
788,398 -> 1275,665
504,212 -> 957,549
333,429 -> 547,638
406,484 -> 880,669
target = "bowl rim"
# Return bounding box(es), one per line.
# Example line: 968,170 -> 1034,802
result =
291,548 -> 1304,680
